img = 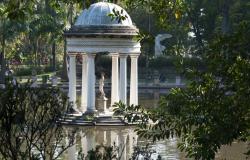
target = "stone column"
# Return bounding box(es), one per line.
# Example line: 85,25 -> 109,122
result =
111,53 -> 119,108
68,54 -> 77,110
81,54 -> 88,112
129,54 -> 139,106
119,54 -> 128,104
86,54 -> 96,114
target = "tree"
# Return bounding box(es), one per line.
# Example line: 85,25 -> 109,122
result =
114,22 -> 250,159
122,0 -> 250,55
114,0 -> 250,159
0,0 -> 83,81
0,80 -> 75,160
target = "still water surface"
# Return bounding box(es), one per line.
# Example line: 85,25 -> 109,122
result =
66,89 -> 248,160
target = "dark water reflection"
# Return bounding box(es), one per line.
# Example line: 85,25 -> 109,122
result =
69,89 -> 248,160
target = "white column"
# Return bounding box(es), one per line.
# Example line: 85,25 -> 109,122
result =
81,54 -> 88,112
68,54 -> 77,110
111,54 -> 119,107
86,54 -> 96,113
119,54 -> 128,104
129,54 -> 139,106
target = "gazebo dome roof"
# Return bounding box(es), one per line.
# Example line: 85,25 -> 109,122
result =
75,2 -> 133,26
64,2 -> 138,38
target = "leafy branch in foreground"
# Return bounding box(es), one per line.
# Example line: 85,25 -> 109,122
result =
108,8 -> 128,24
113,22 -> 250,160
77,141 -> 162,160
83,144 -> 119,160
113,101 -> 151,125
0,81 -> 76,160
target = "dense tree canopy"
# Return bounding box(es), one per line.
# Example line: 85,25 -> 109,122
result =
0,0 -> 84,83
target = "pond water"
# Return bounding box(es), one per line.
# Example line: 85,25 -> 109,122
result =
64,89 -> 248,160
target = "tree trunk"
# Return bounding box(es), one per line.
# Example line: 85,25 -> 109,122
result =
61,39 -> 68,81
221,0 -> 230,34
0,46 -> 6,84
52,41 -> 56,72
69,3 -> 74,26
0,20 -> 6,84
33,40 -> 38,66
61,2 -> 76,81
193,24 -> 204,49
188,13 -> 204,52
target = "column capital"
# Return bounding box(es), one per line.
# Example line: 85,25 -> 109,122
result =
110,53 -> 119,57
130,53 -> 140,58
119,53 -> 128,58
87,53 -> 96,58
68,53 -> 77,57
118,130 -> 129,136
82,54 -> 88,59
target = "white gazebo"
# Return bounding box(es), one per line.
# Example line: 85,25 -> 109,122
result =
64,2 -> 141,114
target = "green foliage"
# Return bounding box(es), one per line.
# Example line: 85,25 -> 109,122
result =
0,0 -> 82,82
131,145 -> 162,160
84,145 -> 119,160
82,114 -> 96,121
0,81 -> 75,160
113,101 -> 150,125
123,0 -> 250,56
42,74 -> 50,84
114,23 -> 250,160
148,56 -> 204,71
77,142 -> 162,160
13,65 -> 55,76
108,8 -> 128,23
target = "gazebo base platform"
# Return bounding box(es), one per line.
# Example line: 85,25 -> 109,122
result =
59,113 -> 131,126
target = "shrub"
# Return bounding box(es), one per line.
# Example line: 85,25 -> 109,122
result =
13,65 -> 56,76
0,81 -> 74,160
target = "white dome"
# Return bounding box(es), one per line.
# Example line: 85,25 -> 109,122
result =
75,2 -> 133,26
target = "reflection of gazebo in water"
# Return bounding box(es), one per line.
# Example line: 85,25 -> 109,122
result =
64,2 -> 141,114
